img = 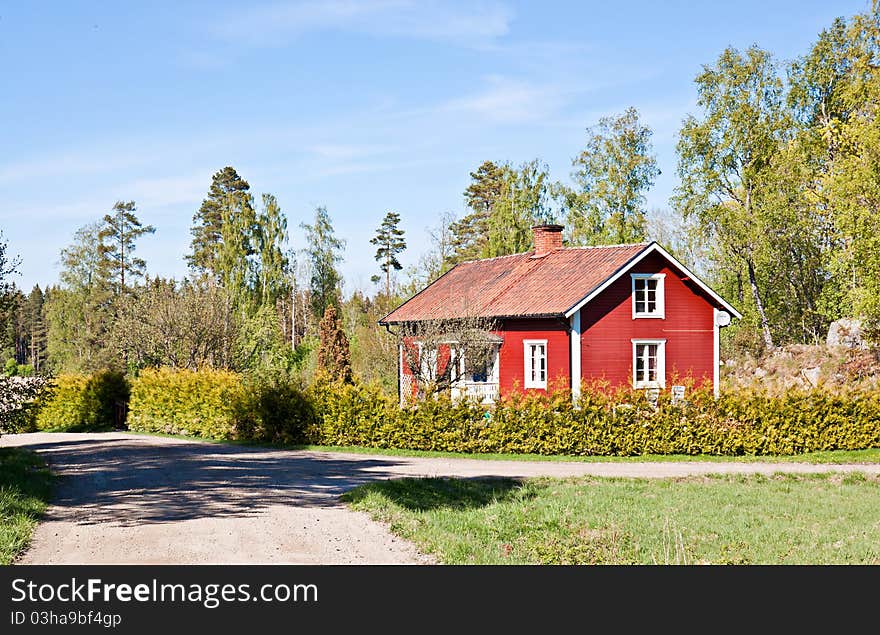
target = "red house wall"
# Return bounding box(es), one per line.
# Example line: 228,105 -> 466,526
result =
496,318 -> 570,396
579,252 -> 715,390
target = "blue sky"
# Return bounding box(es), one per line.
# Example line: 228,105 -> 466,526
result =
0,0 -> 870,293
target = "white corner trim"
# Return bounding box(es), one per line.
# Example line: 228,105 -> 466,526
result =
564,242 -> 743,319
523,339 -> 548,389
631,273 -> 666,319
631,339 -> 667,389
570,311 -> 581,401
713,307 -> 720,399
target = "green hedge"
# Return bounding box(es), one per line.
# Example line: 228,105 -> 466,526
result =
127,368 -> 244,440
35,371 -> 129,432
310,380 -> 880,456
122,368 -> 880,456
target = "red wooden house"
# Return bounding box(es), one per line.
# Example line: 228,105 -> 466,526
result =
379,224 -> 740,403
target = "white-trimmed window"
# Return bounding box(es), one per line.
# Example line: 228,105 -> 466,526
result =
632,339 -> 666,388
523,339 -> 547,389
631,273 -> 666,318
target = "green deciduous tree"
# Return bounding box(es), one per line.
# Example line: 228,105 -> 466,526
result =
370,211 -> 406,297
45,223 -> 116,372
675,46 -> 793,351
112,277 -> 238,370
484,159 -> 555,258
561,107 -> 659,245
301,206 -> 344,323
255,193 -> 290,308
0,230 -> 20,301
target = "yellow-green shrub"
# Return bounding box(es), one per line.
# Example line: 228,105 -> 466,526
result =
128,368 -> 244,440
125,368 -> 880,456
308,381 -> 880,457
35,371 -> 129,432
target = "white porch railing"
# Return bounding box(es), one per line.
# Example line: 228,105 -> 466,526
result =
454,381 -> 500,404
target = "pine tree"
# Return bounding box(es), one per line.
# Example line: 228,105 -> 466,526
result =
98,201 -> 155,296
449,161 -> 509,263
370,211 -> 406,296
188,167 -> 252,278
317,305 -> 352,383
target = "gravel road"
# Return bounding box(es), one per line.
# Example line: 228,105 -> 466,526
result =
2,432 -> 878,564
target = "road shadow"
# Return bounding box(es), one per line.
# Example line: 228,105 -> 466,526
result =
340,476 -> 529,511
17,436 -> 412,527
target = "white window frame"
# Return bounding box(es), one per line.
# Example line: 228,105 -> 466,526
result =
449,343 -> 500,384
631,339 -> 666,389
523,339 -> 548,389
631,273 -> 666,319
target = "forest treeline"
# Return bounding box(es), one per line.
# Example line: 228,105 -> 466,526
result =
2,6 -> 879,393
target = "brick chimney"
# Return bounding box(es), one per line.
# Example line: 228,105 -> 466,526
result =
531,224 -> 564,257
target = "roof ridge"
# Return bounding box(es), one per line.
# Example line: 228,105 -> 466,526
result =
457,251 -> 529,265
458,242 -> 650,266
561,241 -> 650,250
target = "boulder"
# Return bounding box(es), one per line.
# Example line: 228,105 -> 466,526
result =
827,319 -> 866,349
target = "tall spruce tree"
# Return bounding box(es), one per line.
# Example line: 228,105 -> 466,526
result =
370,211 -> 406,297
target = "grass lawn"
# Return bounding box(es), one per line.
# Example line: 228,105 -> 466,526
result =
123,431 -> 880,464
0,448 -> 54,564
342,473 -> 880,564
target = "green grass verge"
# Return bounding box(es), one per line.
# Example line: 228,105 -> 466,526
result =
342,473 -> 880,564
0,448 -> 54,565
121,431 -> 880,464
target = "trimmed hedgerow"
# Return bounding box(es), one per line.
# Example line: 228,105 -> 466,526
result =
35,371 -> 129,432
307,379 -> 880,456
127,368 -> 243,440
123,368 -> 880,456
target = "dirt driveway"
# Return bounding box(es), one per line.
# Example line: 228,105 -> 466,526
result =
3,432 -> 878,564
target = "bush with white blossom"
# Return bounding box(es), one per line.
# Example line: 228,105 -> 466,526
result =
0,375 -> 48,434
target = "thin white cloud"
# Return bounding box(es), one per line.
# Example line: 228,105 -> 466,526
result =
443,76 -> 567,124
112,173 -> 214,212
0,152 -> 145,185
211,0 -> 513,46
